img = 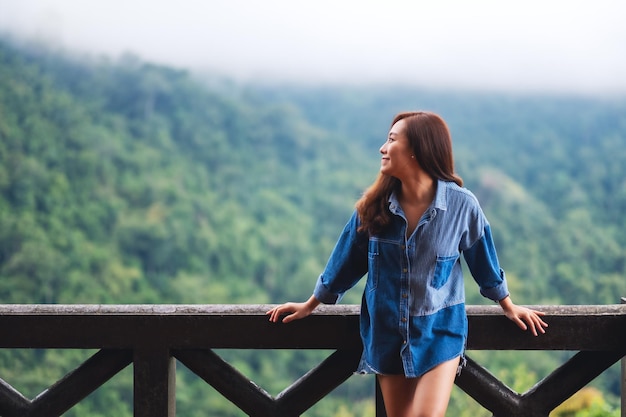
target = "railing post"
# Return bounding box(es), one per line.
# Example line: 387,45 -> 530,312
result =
375,378 -> 387,417
621,297 -> 625,417
133,348 -> 176,417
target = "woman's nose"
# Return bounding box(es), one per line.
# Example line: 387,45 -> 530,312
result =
379,143 -> 386,154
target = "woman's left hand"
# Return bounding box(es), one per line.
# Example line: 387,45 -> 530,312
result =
498,296 -> 548,336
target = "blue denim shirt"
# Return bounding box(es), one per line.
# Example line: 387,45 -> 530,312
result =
313,180 -> 509,377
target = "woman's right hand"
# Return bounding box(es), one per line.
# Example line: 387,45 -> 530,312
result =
266,295 -> 321,324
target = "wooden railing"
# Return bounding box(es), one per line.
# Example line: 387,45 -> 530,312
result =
0,302 -> 625,417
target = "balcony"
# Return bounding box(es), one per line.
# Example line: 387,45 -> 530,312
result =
0,301 -> 625,417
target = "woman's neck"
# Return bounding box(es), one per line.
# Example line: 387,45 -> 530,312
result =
399,176 -> 436,206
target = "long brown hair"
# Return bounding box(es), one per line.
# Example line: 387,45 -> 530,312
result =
355,111 -> 463,234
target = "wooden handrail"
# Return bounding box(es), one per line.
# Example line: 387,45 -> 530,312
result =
0,303 -> 624,417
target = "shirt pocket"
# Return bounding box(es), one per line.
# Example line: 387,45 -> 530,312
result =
431,254 -> 459,290
366,239 -> 379,291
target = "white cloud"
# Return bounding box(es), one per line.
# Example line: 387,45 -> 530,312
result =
1,0 -> 624,94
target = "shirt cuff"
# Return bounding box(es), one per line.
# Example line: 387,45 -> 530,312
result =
313,274 -> 343,304
479,269 -> 509,301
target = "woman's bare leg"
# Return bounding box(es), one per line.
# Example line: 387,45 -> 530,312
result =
377,373 -> 418,417
377,356 -> 460,417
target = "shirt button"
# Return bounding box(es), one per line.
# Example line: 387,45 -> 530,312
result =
402,268 -> 408,273
402,293 -> 408,298
403,340 -> 407,344
401,317 -> 407,323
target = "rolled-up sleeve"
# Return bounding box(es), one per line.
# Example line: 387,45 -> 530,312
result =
313,275 -> 342,303
463,224 -> 509,301
312,211 -> 369,304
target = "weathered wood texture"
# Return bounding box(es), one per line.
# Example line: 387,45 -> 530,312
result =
0,303 -> 624,416
0,304 -> 624,350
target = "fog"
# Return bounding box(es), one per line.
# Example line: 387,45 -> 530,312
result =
1,0 -> 625,94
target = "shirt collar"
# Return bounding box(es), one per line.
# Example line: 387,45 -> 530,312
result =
433,179 -> 448,211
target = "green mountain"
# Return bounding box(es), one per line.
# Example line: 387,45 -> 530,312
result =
245,84 -> 626,306
0,38 -> 624,416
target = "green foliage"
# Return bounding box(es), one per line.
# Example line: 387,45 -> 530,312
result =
0,37 -> 624,415
551,387 -> 620,417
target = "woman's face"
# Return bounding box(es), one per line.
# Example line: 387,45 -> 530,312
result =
379,119 -> 415,178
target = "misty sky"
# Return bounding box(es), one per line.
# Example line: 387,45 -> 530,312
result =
1,0 -> 625,95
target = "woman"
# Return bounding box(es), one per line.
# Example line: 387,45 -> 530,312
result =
267,111 -> 547,417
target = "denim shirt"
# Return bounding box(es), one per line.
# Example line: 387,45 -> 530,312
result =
313,180 -> 509,377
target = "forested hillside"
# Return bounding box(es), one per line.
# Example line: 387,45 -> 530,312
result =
245,84 -> 626,306
0,38 -> 624,416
